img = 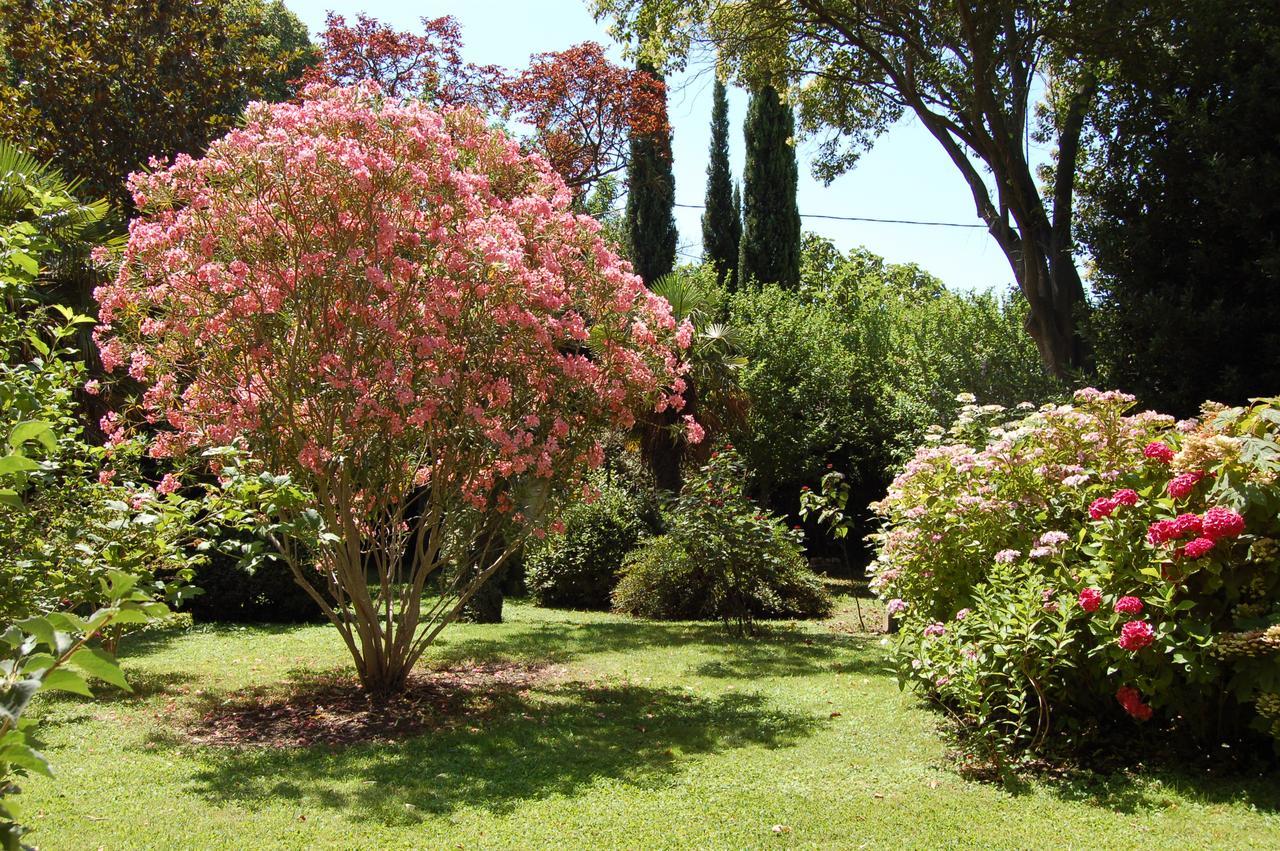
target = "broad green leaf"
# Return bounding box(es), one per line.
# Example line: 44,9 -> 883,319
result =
70,647 -> 130,691
38,668 -> 91,697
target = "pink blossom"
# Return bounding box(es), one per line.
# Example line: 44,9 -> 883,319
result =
683,414 -> 705,445
923,622 -> 946,638
993,549 -> 1021,564
1201,506 -> 1245,541
97,469 -> 116,485
1111,488 -> 1140,506
1143,442 -> 1175,464
156,473 -> 181,495
886,598 -> 908,616
1114,596 -> 1144,615
954,608 -> 970,621
1089,497 -> 1117,519
1078,587 -> 1102,613
1167,470 -> 1205,500
1116,686 -> 1153,721
1180,537 -> 1215,559
1118,619 -> 1155,651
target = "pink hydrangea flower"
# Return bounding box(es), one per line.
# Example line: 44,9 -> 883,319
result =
1167,470 -> 1205,500
1118,619 -> 1155,651
1173,513 -> 1203,538
994,549 -> 1021,564
1116,686 -> 1153,721
1180,536 -> 1215,559
1114,596 -> 1144,615
1111,488 -> 1139,506
1078,587 -> 1102,613
954,608 -> 970,621
1089,497 -> 1117,519
1146,519 -> 1179,546
1143,442 -> 1175,464
923,622 -> 946,638
886,598 -> 908,616
1201,506 -> 1245,541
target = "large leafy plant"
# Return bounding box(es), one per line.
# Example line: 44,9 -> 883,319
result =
873,390 -> 1280,763
0,571 -> 168,850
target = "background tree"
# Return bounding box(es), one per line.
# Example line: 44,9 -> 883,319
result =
739,84 -> 801,288
502,43 -> 669,197
299,12 -> 500,108
624,60 -> 678,284
1076,0 -> 1280,415
702,79 -> 741,289
0,0 -> 315,215
593,0 -> 1110,378
95,88 -> 689,696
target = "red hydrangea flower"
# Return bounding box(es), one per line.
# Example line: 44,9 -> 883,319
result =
1118,619 -> 1155,651
1146,519 -> 1179,546
1173,512 -> 1203,538
1167,470 -> 1205,500
1078,587 -> 1102,613
1089,497 -> 1117,520
1180,536 -> 1215,559
1112,488 -> 1140,506
1114,596 -> 1144,615
1116,686 -> 1153,721
1143,442 -> 1175,464
1201,506 -> 1245,541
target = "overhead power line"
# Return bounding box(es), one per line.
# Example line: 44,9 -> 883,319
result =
671,201 -> 986,229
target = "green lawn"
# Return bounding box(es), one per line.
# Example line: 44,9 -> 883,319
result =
20,597 -> 1280,850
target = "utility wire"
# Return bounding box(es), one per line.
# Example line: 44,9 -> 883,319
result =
671,201 -> 986,229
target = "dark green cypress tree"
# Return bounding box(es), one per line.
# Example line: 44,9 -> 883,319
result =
739,84 -> 801,287
701,78 -> 739,289
730,181 -> 743,276
625,60 -> 677,285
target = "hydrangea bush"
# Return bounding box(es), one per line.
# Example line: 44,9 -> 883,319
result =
93,84 -> 691,694
871,390 -> 1280,761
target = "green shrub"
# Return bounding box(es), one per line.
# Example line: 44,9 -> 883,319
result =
186,544 -> 322,624
727,237 -> 1058,556
873,390 -> 1280,764
525,476 -> 656,610
612,446 -> 833,632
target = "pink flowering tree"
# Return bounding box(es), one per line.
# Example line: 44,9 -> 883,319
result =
94,85 -> 691,695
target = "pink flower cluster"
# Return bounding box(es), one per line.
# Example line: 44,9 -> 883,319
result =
1078,587 -> 1102,612
93,85 -> 689,527
1089,487 -> 1141,519
1147,507 -> 1245,559
1167,470 -> 1205,500
1143,441 -> 1175,464
1116,686 -> 1153,721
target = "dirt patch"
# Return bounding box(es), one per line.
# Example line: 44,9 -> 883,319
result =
183,661 -> 554,749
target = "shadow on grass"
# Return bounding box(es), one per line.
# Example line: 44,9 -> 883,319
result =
175,679 -> 820,822
433,616 -> 885,680
1019,765 -> 1280,815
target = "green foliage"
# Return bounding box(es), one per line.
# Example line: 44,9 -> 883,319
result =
727,237 -> 1057,552
0,570 -> 168,849
0,139 -> 200,623
1078,0 -> 1280,416
739,85 -> 800,288
701,79 -> 740,290
525,475 -> 657,611
625,61 -> 676,284
0,0 -> 317,213
612,446 -> 833,632
875,391 -> 1280,764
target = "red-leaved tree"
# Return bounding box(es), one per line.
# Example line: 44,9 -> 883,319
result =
298,12 -> 501,108
94,85 -> 693,695
502,42 -> 669,194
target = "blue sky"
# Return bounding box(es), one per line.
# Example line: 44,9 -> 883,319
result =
285,0 -> 1039,292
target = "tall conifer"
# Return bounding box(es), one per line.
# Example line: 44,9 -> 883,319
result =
701,78 -> 739,289
626,60 -> 677,284
739,84 -> 800,287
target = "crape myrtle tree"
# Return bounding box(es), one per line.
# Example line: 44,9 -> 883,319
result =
593,0 -> 1109,379
93,85 -> 695,696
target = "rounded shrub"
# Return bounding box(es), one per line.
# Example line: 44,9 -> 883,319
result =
525,476 -> 656,610
872,390 -> 1280,762
612,445 -> 833,632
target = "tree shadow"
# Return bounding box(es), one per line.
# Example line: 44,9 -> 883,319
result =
433,616 -> 885,680
175,679 -> 821,823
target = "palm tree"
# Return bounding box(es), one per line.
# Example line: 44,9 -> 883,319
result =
638,272 -> 747,491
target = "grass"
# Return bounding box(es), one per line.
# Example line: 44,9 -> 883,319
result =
19,595 -> 1280,849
